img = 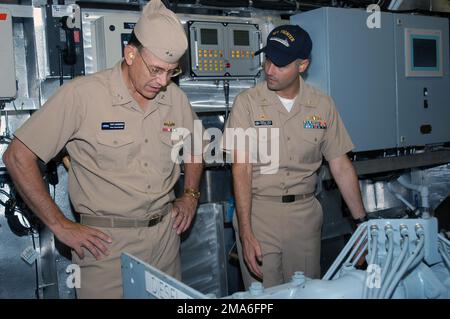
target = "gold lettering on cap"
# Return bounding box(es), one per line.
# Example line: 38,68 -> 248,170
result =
280,30 -> 295,42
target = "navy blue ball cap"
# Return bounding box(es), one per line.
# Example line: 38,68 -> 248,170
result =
255,24 -> 312,67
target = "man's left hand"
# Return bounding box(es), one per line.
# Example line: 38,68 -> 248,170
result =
171,194 -> 198,235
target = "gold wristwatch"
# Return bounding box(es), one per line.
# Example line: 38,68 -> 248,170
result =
184,187 -> 201,200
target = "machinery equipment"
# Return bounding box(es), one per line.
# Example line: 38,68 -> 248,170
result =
121,216 -> 450,299
122,174 -> 450,299
188,21 -> 261,79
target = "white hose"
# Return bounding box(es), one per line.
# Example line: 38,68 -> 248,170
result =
384,234 -> 425,299
378,233 -> 409,298
363,229 -> 378,299
374,229 -> 394,298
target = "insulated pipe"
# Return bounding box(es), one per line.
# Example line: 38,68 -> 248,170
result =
387,183 -> 416,211
397,176 -> 430,217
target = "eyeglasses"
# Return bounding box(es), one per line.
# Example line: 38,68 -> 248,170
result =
138,51 -> 182,78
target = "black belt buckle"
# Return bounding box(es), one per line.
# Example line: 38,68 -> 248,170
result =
148,214 -> 163,227
282,195 -> 295,203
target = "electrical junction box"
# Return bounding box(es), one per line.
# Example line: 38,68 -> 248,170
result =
93,13 -> 140,71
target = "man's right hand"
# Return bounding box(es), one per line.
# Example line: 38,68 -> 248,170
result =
53,219 -> 112,260
241,232 -> 263,279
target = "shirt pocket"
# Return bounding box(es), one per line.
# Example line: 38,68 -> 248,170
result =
160,132 -> 177,175
96,131 -> 135,170
300,129 -> 324,163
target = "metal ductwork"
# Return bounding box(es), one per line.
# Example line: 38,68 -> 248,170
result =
388,0 -> 450,12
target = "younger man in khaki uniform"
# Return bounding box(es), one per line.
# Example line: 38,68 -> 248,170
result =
225,25 -> 367,288
3,0 -> 203,298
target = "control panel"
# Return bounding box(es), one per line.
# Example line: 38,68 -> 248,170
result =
188,21 -> 261,79
404,27 -> 443,77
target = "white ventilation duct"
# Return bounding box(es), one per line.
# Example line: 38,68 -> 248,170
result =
388,0 -> 450,12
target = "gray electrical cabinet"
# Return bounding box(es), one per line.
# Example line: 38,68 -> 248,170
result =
394,14 -> 450,147
0,8 -> 16,100
291,7 -> 450,152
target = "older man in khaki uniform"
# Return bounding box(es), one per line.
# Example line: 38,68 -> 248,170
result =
3,0 -> 203,298
224,25 -> 367,289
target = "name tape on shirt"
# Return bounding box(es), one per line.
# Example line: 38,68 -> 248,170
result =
254,120 -> 273,126
101,122 -> 125,130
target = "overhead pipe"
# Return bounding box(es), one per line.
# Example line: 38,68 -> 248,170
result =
397,176 -> 430,218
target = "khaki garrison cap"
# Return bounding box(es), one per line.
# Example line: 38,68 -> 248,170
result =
134,0 -> 188,63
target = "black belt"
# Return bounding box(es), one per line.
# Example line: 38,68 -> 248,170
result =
80,205 -> 171,228
254,193 -> 314,203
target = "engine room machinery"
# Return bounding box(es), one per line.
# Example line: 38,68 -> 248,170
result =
121,174 -> 450,299
122,216 -> 450,299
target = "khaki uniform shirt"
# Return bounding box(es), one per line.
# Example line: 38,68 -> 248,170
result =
224,76 -> 354,196
15,62 -> 200,219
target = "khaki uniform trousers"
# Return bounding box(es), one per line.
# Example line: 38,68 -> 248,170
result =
72,210 -> 180,299
234,196 -> 323,289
